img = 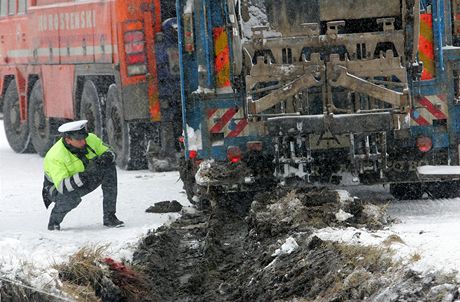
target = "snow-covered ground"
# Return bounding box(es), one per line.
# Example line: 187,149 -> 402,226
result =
0,121 -> 189,289
389,198 -> 460,276
316,190 -> 460,279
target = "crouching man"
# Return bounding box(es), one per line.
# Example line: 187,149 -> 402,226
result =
42,120 -> 124,230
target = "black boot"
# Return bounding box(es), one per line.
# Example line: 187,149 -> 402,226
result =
48,223 -> 60,231
103,214 -> 124,227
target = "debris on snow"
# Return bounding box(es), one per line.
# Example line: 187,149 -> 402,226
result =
271,236 -> 299,257
335,209 -> 354,222
146,200 -> 183,213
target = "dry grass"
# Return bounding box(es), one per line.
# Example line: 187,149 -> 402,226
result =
55,244 -> 149,301
60,281 -> 101,302
53,245 -> 108,300
382,234 -> 405,246
54,245 -> 109,287
380,202 -> 391,213
409,252 -> 422,263
311,242 -> 402,302
334,242 -> 396,272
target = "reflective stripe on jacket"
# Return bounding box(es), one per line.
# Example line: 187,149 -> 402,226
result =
44,133 -> 109,193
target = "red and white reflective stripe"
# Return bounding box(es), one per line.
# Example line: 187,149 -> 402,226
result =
207,108 -> 249,138
411,94 -> 448,126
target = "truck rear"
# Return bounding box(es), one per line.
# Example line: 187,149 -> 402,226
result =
178,0 -> 460,201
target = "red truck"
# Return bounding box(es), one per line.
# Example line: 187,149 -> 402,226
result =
0,0 -> 180,169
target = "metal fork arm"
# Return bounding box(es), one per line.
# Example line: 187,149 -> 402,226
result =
329,65 -> 409,107
248,68 -> 321,114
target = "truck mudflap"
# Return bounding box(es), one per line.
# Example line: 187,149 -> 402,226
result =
416,165 -> 460,181
266,112 -> 393,136
195,160 -> 255,187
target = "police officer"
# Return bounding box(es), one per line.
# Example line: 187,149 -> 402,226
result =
42,120 -> 124,230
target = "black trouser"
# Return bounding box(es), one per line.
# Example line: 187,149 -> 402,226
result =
49,164 -> 118,225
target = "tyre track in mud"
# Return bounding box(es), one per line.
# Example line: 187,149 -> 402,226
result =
132,196 -> 252,301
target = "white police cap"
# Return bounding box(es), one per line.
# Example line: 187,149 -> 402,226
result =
58,120 -> 89,139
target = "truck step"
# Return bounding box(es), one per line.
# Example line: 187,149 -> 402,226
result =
417,165 -> 460,181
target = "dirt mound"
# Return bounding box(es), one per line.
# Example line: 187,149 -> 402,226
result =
145,200 -> 183,213
131,188 -> 459,301
249,187 -> 388,238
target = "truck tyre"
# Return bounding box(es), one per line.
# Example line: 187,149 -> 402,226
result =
28,81 -> 54,156
105,84 -> 147,170
2,80 -> 34,153
179,155 -> 197,203
427,181 -> 460,199
390,183 -> 423,200
80,80 -> 103,138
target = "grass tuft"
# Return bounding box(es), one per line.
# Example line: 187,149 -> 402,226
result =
60,281 -> 101,302
54,245 -> 109,289
54,244 -> 149,301
382,234 -> 405,246
409,252 -> 422,263
334,242 -> 396,273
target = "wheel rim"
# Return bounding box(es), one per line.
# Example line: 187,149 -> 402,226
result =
4,81 -> 34,153
33,102 -> 48,139
82,103 -> 97,133
80,81 -> 102,137
108,105 -> 123,152
9,101 -> 21,134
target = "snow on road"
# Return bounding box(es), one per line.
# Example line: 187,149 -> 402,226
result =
388,198 -> 460,276
316,189 -> 460,280
0,121 -> 189,289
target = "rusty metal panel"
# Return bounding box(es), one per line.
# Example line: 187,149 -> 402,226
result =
42,65 -> 76,119
319,0 -> 400,20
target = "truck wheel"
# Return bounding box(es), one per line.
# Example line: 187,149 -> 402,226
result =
105,84 -> 147,170
29,81 -> 54,156
179,155 -> 197,203
80,80 -> 103,138
2,80 -> 34,153
427,181 -> 460,199
390,183 -> 423,200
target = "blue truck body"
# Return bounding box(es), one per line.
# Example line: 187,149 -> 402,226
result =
177,0 -> 460,199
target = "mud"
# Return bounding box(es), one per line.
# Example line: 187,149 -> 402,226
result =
195,161 -> 253,185
132,188 -> 460,301
145,200 -> 183,213
0,279 -> 64,302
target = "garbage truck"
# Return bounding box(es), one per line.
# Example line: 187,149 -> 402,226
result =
177,0 -> 460,201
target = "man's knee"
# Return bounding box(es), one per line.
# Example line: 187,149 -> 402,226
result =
104,162 -> 117,173
88,163 -> 116,183
101,164 -> 117,181
55,193 -> 82,210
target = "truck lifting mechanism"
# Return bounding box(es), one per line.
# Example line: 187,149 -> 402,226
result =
178,0 -> 460,201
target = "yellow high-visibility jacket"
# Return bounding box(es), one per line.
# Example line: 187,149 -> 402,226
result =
44,133 -> 109,194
